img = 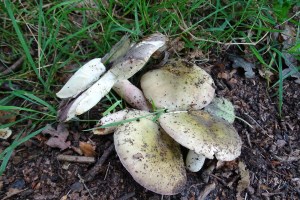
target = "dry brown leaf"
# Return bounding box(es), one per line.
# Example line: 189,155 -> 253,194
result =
188,49 -> 204,59
217,72 -> 230,80
236,161 -> 250,200
169,37 -> 185,54
79,141 -> 96,157
42,124 -> 70,151
0,110 -> 18,124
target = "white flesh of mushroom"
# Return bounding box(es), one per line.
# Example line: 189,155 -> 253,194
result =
56,58 -> 106,98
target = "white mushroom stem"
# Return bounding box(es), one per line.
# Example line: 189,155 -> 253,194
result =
186,150 -> 206,172
93,109 -> 129,135
113,80 -> 151,111
56,58 -> 106,98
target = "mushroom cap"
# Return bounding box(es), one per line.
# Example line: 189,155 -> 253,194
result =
204,97 -> 235,123
114,110 -> 186,195
158,110 -> 242,161
140,59 -> 215,111
110,33 -> 168,80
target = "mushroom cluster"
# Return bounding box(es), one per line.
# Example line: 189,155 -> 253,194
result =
56,33 -> 242,195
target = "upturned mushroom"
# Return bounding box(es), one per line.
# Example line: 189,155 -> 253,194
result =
57,33 -> 167,121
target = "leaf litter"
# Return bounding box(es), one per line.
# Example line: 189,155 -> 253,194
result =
42,124 -> 71,151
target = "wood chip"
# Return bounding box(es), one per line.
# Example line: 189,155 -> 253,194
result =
57,155 -> 95,163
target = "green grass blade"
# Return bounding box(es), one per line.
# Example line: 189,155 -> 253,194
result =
4,0 -> 47,89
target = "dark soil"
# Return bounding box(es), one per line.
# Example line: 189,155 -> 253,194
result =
1,55 -> 299,200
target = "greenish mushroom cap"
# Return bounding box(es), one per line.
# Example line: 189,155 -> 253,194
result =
114,110 -> 187,195
141,59 -> 215,111
158,110 -> 242,161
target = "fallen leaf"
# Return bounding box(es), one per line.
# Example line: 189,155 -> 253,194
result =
169,37 -> 185,54
188,48 -> 205,59
228,55 -> 255,78
79,141 -> 96,157
236,161 -> 250,200
42,124 -> 70,151
217,72 -> 230,80
0,110 -> 18,124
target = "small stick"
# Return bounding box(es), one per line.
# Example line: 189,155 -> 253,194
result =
198,182 -> 216,200
84,143 -> 114,182
78,174 -> 94,200
1,56 -> 25,75
57,155 -> 95,163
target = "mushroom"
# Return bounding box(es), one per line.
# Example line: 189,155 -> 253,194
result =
57,33 -> 167,121
94,56 -> 241,194
114,110 -> 186,195
140,59 -> 215,111
158,110 -> 242,163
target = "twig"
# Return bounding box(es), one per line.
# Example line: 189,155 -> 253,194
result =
198,183 -> 216,200
1,56 -> 25,75
209,174 -> 227,186
84,143 -> 114,182
103,162 -> 110,180
116,192 -> 135,200
261,192 -> 284,197
78,174 -> 94,200
57,155 -> 95,163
